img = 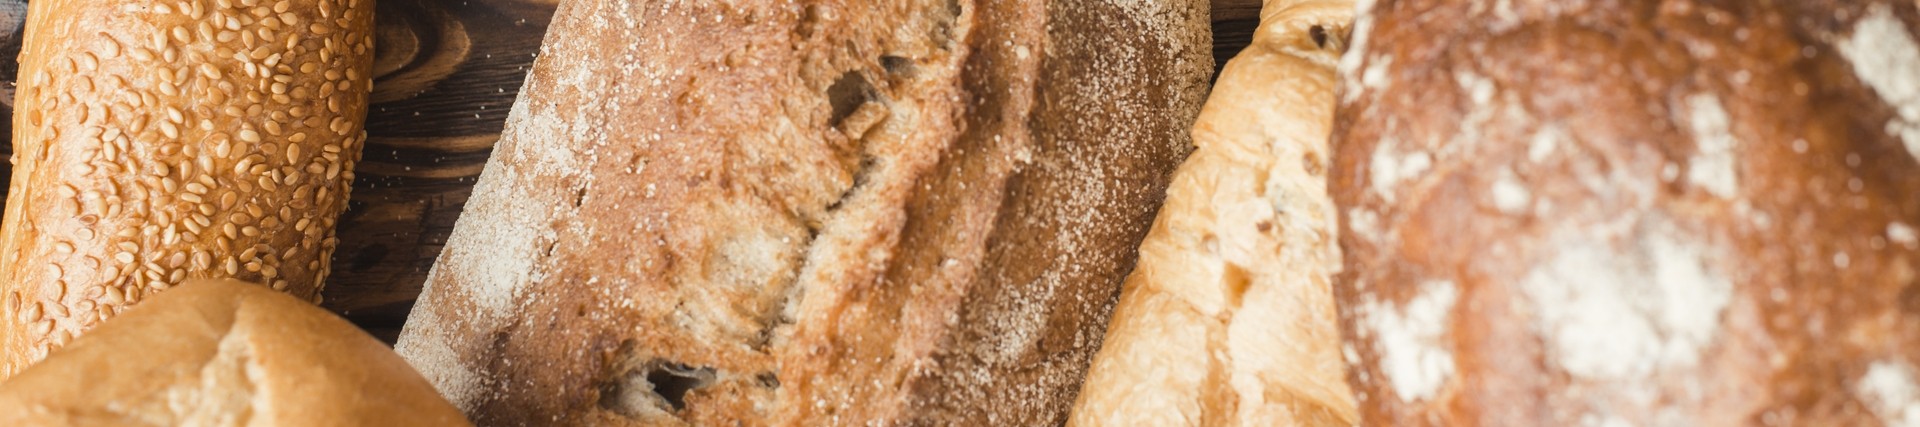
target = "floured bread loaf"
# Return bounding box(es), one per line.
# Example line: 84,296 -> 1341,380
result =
0,0 -> 374,375
1071,0 -> 1356,425
0,279 -> 468,426
394,0 -> 1211,424
1333,0 -> 1920,424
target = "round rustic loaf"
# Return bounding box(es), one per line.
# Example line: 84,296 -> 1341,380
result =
1333,0 -> 1920,424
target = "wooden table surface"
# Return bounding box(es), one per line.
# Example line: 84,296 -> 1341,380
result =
0,0 -> 1262,342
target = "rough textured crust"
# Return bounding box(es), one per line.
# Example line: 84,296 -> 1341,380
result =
0,0 -> 374,375
0,279 -> 469,426
393,0 -> 1210,425
1333,0 -> 1920,425
1070,0 -> 1356,425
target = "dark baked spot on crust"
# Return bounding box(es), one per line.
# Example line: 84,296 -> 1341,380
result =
882,55 -> 916,77
1304,150 -> 1327,177
826,71 -> 873,127
644,362 -> 717,411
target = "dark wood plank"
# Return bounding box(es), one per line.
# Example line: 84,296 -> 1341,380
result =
1214,0 -> 1262,22
0,0 -> 1260,342
323,0 -> 556,330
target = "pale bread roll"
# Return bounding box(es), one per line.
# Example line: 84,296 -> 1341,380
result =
1071,0 -> 1357,425
0,279 -> 468,426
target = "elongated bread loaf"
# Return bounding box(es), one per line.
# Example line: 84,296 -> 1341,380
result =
0,0 -> 374,375
394,0 -> 1211,424
1070,0 -> 1356,425
0,279 -> 470,426
1333,0 -> 1920,424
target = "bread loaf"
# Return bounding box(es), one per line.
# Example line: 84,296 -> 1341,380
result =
1333,0 -> 1920,424
393,0 -> 1211,424
1071,0 -> 1356,425
0,279 -> 470,426
0,0 -> 374,375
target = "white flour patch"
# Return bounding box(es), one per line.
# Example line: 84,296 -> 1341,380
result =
1455,70 -> 1497,105
444,163 -> 557,319
1530,126 -> 1563,162
1836,4 -> 1920,162
1890,222 -> 1919,249
1347,208 -> 1384,243
1370,139 -> 1430,204
1340,0 -> 1380,103
1362,280 -> 1459,402
1491,168 -> 1531,214
1683,94 -> 1740,199
394,313 -> 484,410
1858,361 -> 1920,427
1360,55 -> 1395,94
1519,223 -> 1732,380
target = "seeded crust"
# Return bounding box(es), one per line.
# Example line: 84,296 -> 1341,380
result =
392,0 -> 1210,425
0,0 -> 374,376
1070,0 -> 1356,425
0,279 -> 469,426
1333,0 -> 1920,425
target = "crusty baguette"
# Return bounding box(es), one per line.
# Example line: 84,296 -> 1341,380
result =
1332,0 -> 1920,424
0,0 -> 374,375
393,0 -> 1211,424
0,279 -> 470,426
1070,0 -> 1357,425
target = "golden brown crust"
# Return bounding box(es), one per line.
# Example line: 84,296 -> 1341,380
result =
0,279 -> 469,426
393,0 -> 1209,425
0,0 -> 374,375
1071,0 -> 1357,425
1333,0 -> 1920,425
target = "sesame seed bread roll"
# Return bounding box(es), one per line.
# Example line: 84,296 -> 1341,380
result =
1070,0 -> 1357,425
0,0 -> 374,376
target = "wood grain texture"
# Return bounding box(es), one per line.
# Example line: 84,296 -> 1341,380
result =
0,0 -> 1249,341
